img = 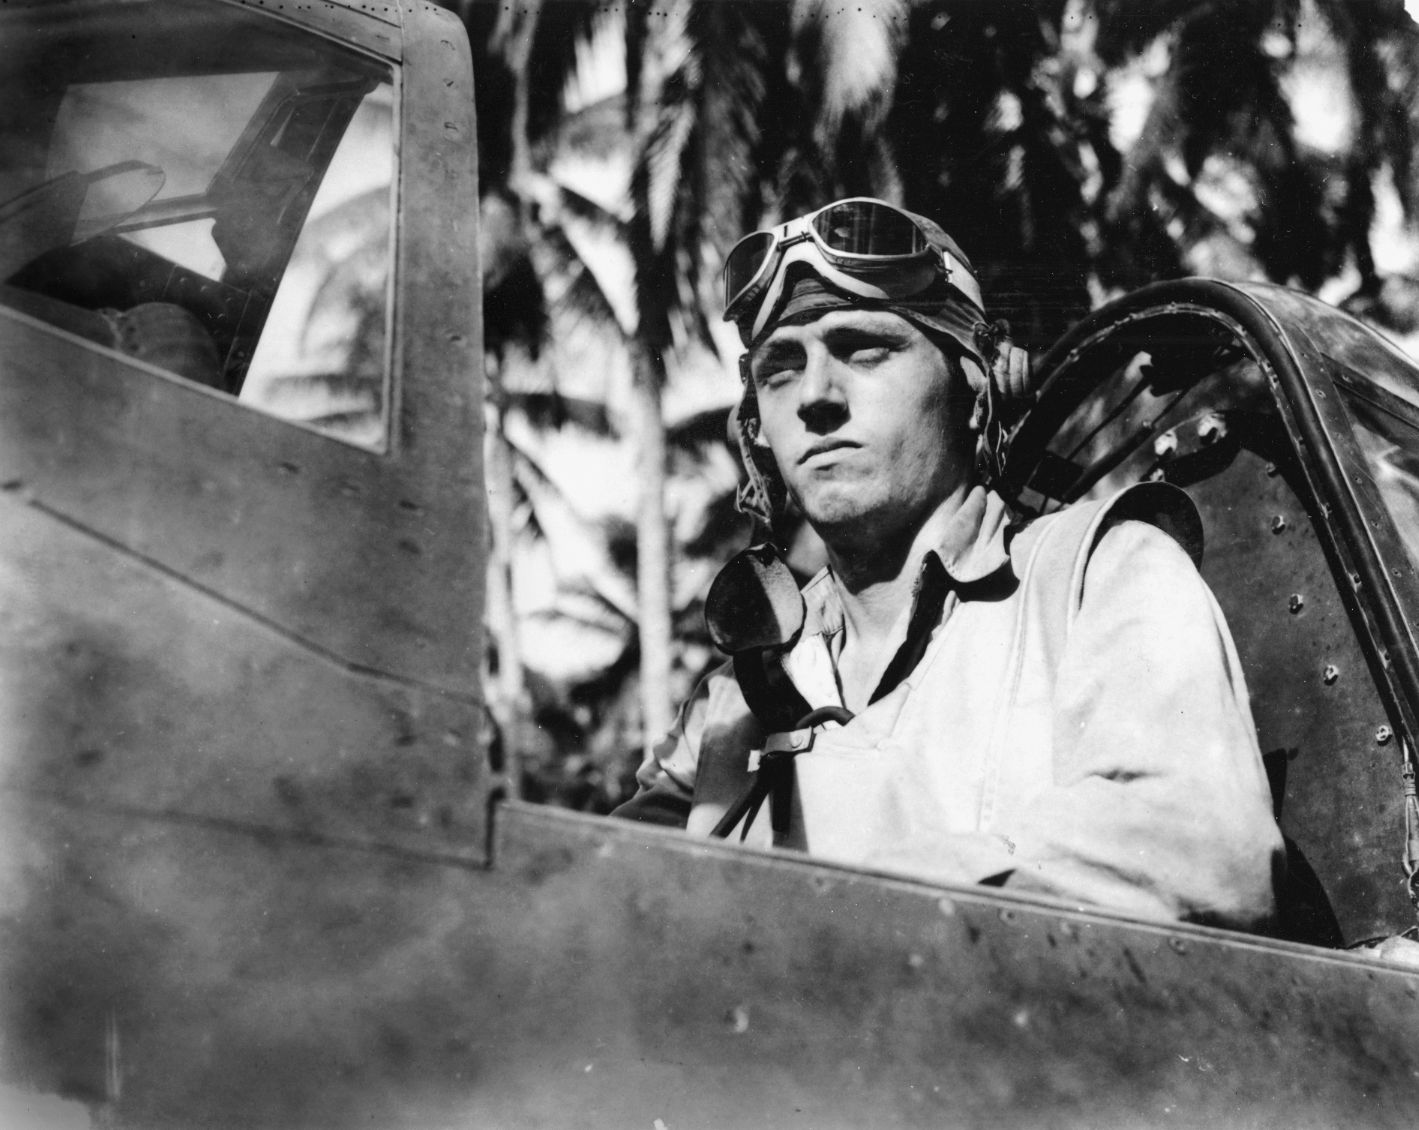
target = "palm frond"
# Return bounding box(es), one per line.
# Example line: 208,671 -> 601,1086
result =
539,592 -> 635,642
1251,144 -> 1334,288
1092,0 -> 1250,65
627,1 -> 799,357
688,1 -> 773,254
531,173 -> 630,231
624,0 -> 650,128
1099,0 -> 1354,291
880,2 -> 1094,343
497,415 -> 562,496
537,92 -> 630,166
791,0 -> 907,145
504,389 -> 615,436
640,87 -> 697,253
1310,0 -> 1419,283
525,0 -> 609,146
300,238 -> 387,353
298,185 -> 391,247
484,251 -> 549,362
500,414 -> 640,600
528,211 -> 627,333
666,404 -> 731,448
498,170 -> 634,342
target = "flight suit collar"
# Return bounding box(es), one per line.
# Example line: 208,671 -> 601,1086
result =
792,485 -> 1016,708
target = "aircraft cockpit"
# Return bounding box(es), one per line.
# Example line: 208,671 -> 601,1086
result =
0,0 -> 394,448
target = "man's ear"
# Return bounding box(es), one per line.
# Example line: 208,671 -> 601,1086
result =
992,341 -> 1034,409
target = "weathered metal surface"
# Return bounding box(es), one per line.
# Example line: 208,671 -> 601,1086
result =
227,0 -> 405,59
1,793 -> 492,1129
0,493 -> 485,855
6,5 -> 1419,1128
389,0 -> 485,477
485,805 -> 1419,1129
1192,444 -> 1404,940
0,0 -> 483,697
1,7 -> 492,1118
1236,282 -> 1419,696
9,796 -> 1417,1128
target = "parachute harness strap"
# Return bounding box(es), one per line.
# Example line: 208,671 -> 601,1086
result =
1404,738 -> 1419,922
709,705 -> 855,844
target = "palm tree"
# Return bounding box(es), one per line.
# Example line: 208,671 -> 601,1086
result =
458,0 -> 618,769
473,0 -> 845,761
499,395 -> 748,810
461,0 -> 756,771
1083,0 -> 1419,315
455,0 -> 1419,802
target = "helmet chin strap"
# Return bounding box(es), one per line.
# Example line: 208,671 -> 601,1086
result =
731,362 -> 787,538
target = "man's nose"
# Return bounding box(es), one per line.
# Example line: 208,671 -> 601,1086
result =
797,349 -> 848,427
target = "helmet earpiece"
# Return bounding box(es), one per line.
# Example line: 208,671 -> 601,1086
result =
731,363 -> 790,538
968,319 -> 1035,484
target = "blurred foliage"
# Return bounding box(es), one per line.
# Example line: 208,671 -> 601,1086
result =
444,0 -> 1419,810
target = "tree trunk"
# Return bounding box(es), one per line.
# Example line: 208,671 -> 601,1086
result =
496,0 -> 541,195
629,338 -> 675,757
481,0 -> 541,790
482,387 -> 530,795
625,8 -> 676,762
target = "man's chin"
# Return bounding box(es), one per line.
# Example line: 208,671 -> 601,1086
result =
796,491 -> 879,537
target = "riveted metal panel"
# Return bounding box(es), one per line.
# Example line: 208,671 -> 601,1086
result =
1007,280 -> 1419,941
11,800 -> 1414,1128
1190,445 -> 1403,939
0,4 -> 491,1118
2,0 -> 404,62
227,0 -> 405,59
482,806 -> 1419,1129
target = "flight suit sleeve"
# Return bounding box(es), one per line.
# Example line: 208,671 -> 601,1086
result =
996,518 -> 1284,927
608,665 -> 718,827
860,519 -> 1285,930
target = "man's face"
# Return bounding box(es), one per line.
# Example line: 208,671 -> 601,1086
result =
748,308 -> 974,546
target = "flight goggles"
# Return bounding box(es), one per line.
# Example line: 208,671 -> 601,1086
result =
722,197 -> 984,343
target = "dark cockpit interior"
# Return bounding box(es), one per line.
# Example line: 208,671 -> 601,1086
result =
1,0 -> 392,444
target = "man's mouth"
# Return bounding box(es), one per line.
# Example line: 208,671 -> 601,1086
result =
799,440 -> 858,464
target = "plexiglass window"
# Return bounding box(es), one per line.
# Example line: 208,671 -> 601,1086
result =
0,0 -> 395,449
1336,370 -> 1419,576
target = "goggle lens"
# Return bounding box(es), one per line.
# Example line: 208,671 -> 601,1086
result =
724,231 -> 777,311
724,199 -> 941,320
811,200 -> 927,257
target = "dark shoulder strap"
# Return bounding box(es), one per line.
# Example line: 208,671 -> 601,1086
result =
733,650 -> 814,734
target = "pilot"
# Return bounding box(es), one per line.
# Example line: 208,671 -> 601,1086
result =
613,198 -> 1284,931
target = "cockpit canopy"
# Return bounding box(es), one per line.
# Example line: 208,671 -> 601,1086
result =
1005,280 -> 1419,943
0,0 -> 395,448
